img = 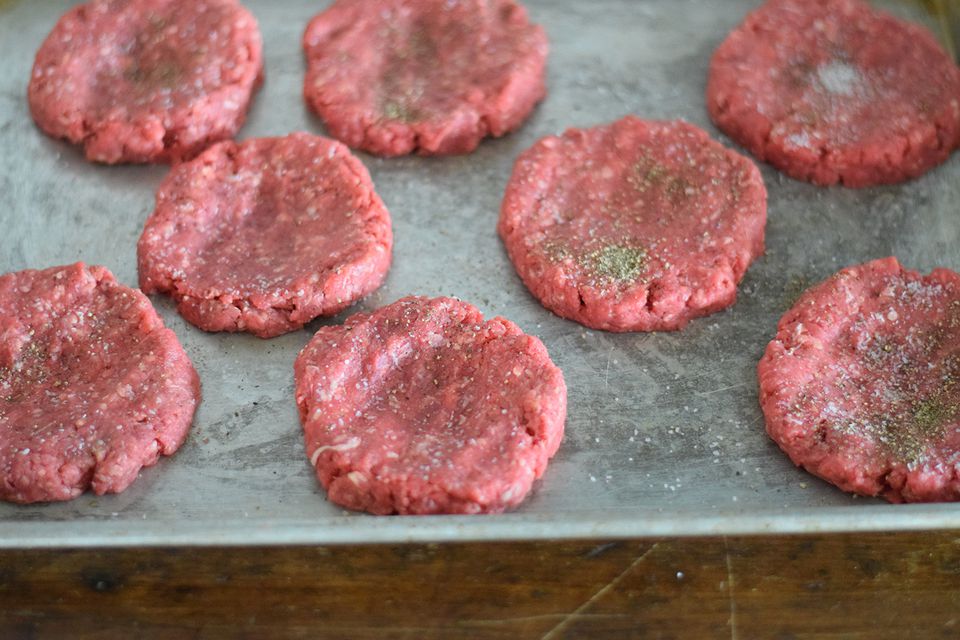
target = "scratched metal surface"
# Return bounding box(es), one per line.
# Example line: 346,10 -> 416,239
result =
0,0 -> 959,548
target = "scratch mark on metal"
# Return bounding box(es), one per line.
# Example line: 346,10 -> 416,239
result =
697,382 -> 749,397
602,346 -> 613,390
539,542 -> 659,640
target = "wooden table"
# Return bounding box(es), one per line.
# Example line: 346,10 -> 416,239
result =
2,531 -> 958,638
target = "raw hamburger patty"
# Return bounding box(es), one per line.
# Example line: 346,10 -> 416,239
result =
294,296 -> 566,515
498,117 -> 767,332
302,0 -> 547,157
759,258 -> 960,503
28,0 -> 263,164
0,263 -> 200,504
138,133 -> 393,339
707,0 -> 960,187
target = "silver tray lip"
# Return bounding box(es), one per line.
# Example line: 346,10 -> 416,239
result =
2,504 -> 959,548
2,0 -> 960,548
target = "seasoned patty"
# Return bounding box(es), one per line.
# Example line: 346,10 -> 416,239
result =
759,258 -> 960,502
303,0 -> 547,156
0,263 -> 200,504
499,116 -> 766,332
294,296 -> 566,515
707,0 -> 960,187
28,0 -> 263,164
138,133 -> 393,338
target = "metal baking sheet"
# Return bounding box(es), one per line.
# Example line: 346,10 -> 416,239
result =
1,0 -> 959,548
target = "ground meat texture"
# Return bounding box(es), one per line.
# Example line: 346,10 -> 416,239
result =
498,116 -> 767,333
759,258 -> 960,503
707,0 -> 960,187
138,133 -> 393,339
302,0 -> 548,157
0,263 -> 200,504
294,296 -> 566,515
28,0 -> 263,164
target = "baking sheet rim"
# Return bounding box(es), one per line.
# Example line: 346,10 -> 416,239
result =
3,504 -> 958,547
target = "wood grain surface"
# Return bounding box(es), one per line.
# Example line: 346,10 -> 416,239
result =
1,532 -> 959,639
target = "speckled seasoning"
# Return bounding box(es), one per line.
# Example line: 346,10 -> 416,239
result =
294,296 -> 566,515
28,0 -> 263,164
138,132 -> 393,338
302,0 -> 547,157
759,257 -> 960,503
0,263 -> 200,504
498,116 -> 767,332
707,0 -> 960,187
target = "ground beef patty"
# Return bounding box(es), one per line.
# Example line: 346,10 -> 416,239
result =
294,296 -> 566,515
759,258 -> 960,503
499,116 -> 766,332
0,263 -> 200,504
707,0 -> 960,187
302,0 -> 547,157
28,0 -> 263,164
138,133 -> 393,339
